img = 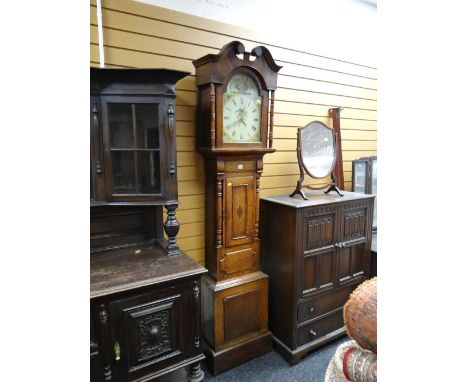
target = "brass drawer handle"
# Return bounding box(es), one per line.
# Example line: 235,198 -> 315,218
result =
309,329 -> 317,336
114,342 -> 120,361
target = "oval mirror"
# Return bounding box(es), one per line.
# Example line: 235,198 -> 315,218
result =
290,120 -> 343,199
300,121 -> 336,178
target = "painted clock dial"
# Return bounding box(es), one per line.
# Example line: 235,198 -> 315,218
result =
222,73 -> 262,143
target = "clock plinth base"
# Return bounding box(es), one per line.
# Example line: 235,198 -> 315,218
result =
201,272 -> 271,374
204,331 -> 272,376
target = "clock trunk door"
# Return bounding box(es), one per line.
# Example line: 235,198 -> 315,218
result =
225,175 -> 256,247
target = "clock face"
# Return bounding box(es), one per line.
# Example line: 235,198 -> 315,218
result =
222,73 -> 262,143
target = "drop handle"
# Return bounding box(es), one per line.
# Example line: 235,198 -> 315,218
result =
309,329 -> 317,336
114,342 -> 121,361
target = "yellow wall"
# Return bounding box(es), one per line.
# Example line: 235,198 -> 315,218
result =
90,0 -> 377,266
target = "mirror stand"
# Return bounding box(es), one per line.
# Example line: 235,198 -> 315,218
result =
289,153 -> 308,199
289,120 -> 344,200
289,160 -> 344,200
324,175 -> 344,196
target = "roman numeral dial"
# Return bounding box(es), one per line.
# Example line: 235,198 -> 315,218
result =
222,73 -> 262,143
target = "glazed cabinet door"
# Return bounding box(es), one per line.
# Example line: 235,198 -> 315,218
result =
108,282 -> 196,381
337,201 -> 371,286
300,206 -> 339,298
100,96 -> 167,203
224,175 -> 256,248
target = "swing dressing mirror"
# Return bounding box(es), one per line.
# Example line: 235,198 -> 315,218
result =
290,120 -> 343,199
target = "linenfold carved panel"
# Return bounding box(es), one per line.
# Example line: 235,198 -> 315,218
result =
343,209 -> 366,241
305,214 -> 335,250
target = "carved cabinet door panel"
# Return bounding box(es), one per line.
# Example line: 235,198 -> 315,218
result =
109,286 -> 190,381
337,202 -> 371,286
224,175 -> 256,248
301,207 -> 339,298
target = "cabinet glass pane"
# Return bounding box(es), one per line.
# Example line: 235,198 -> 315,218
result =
109,104 -> 134,149
137,151 -> 161,193
353,163 -> 367,193
112,151 -> 136,193
135,104 -> 159,149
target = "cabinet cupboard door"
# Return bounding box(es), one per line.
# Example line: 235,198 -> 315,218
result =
109,287 -> 190,381
338,203 -> 370,285
302,248 -> 336,297
301,207 -> 339,297
224,175 -> 256,248
100,96 -> 167,202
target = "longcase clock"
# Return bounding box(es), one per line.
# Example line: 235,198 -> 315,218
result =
193,41 -> 282,375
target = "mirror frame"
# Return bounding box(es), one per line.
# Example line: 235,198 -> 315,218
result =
298,121 -> 337,180
290,120 -> 344,199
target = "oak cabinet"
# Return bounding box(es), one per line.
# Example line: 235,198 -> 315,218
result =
91,254 -> 206,382
259,190 -> 374,363
90,68 -> 207,382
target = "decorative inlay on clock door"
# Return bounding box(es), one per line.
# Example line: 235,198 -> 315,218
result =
225,176 -> 255,247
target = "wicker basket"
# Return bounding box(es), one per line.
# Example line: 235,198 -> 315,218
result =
343,277 -> 377,353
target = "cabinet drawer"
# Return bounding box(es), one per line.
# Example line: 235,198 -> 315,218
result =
297,284 -> 356,324
225,161 -> 256,172
297,309 -> 343,347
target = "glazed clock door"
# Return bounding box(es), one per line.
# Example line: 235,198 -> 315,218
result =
218,70 -> 269,148
222,73 -> 262,143
224,175 -> 256,248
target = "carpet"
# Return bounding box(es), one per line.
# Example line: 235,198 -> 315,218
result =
202,336 -> 350,382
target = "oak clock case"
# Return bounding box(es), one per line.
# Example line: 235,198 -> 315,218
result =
193,41 -> 281,375
90,68 -> 207,382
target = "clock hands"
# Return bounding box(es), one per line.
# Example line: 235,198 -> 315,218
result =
236,107 -> 247,127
